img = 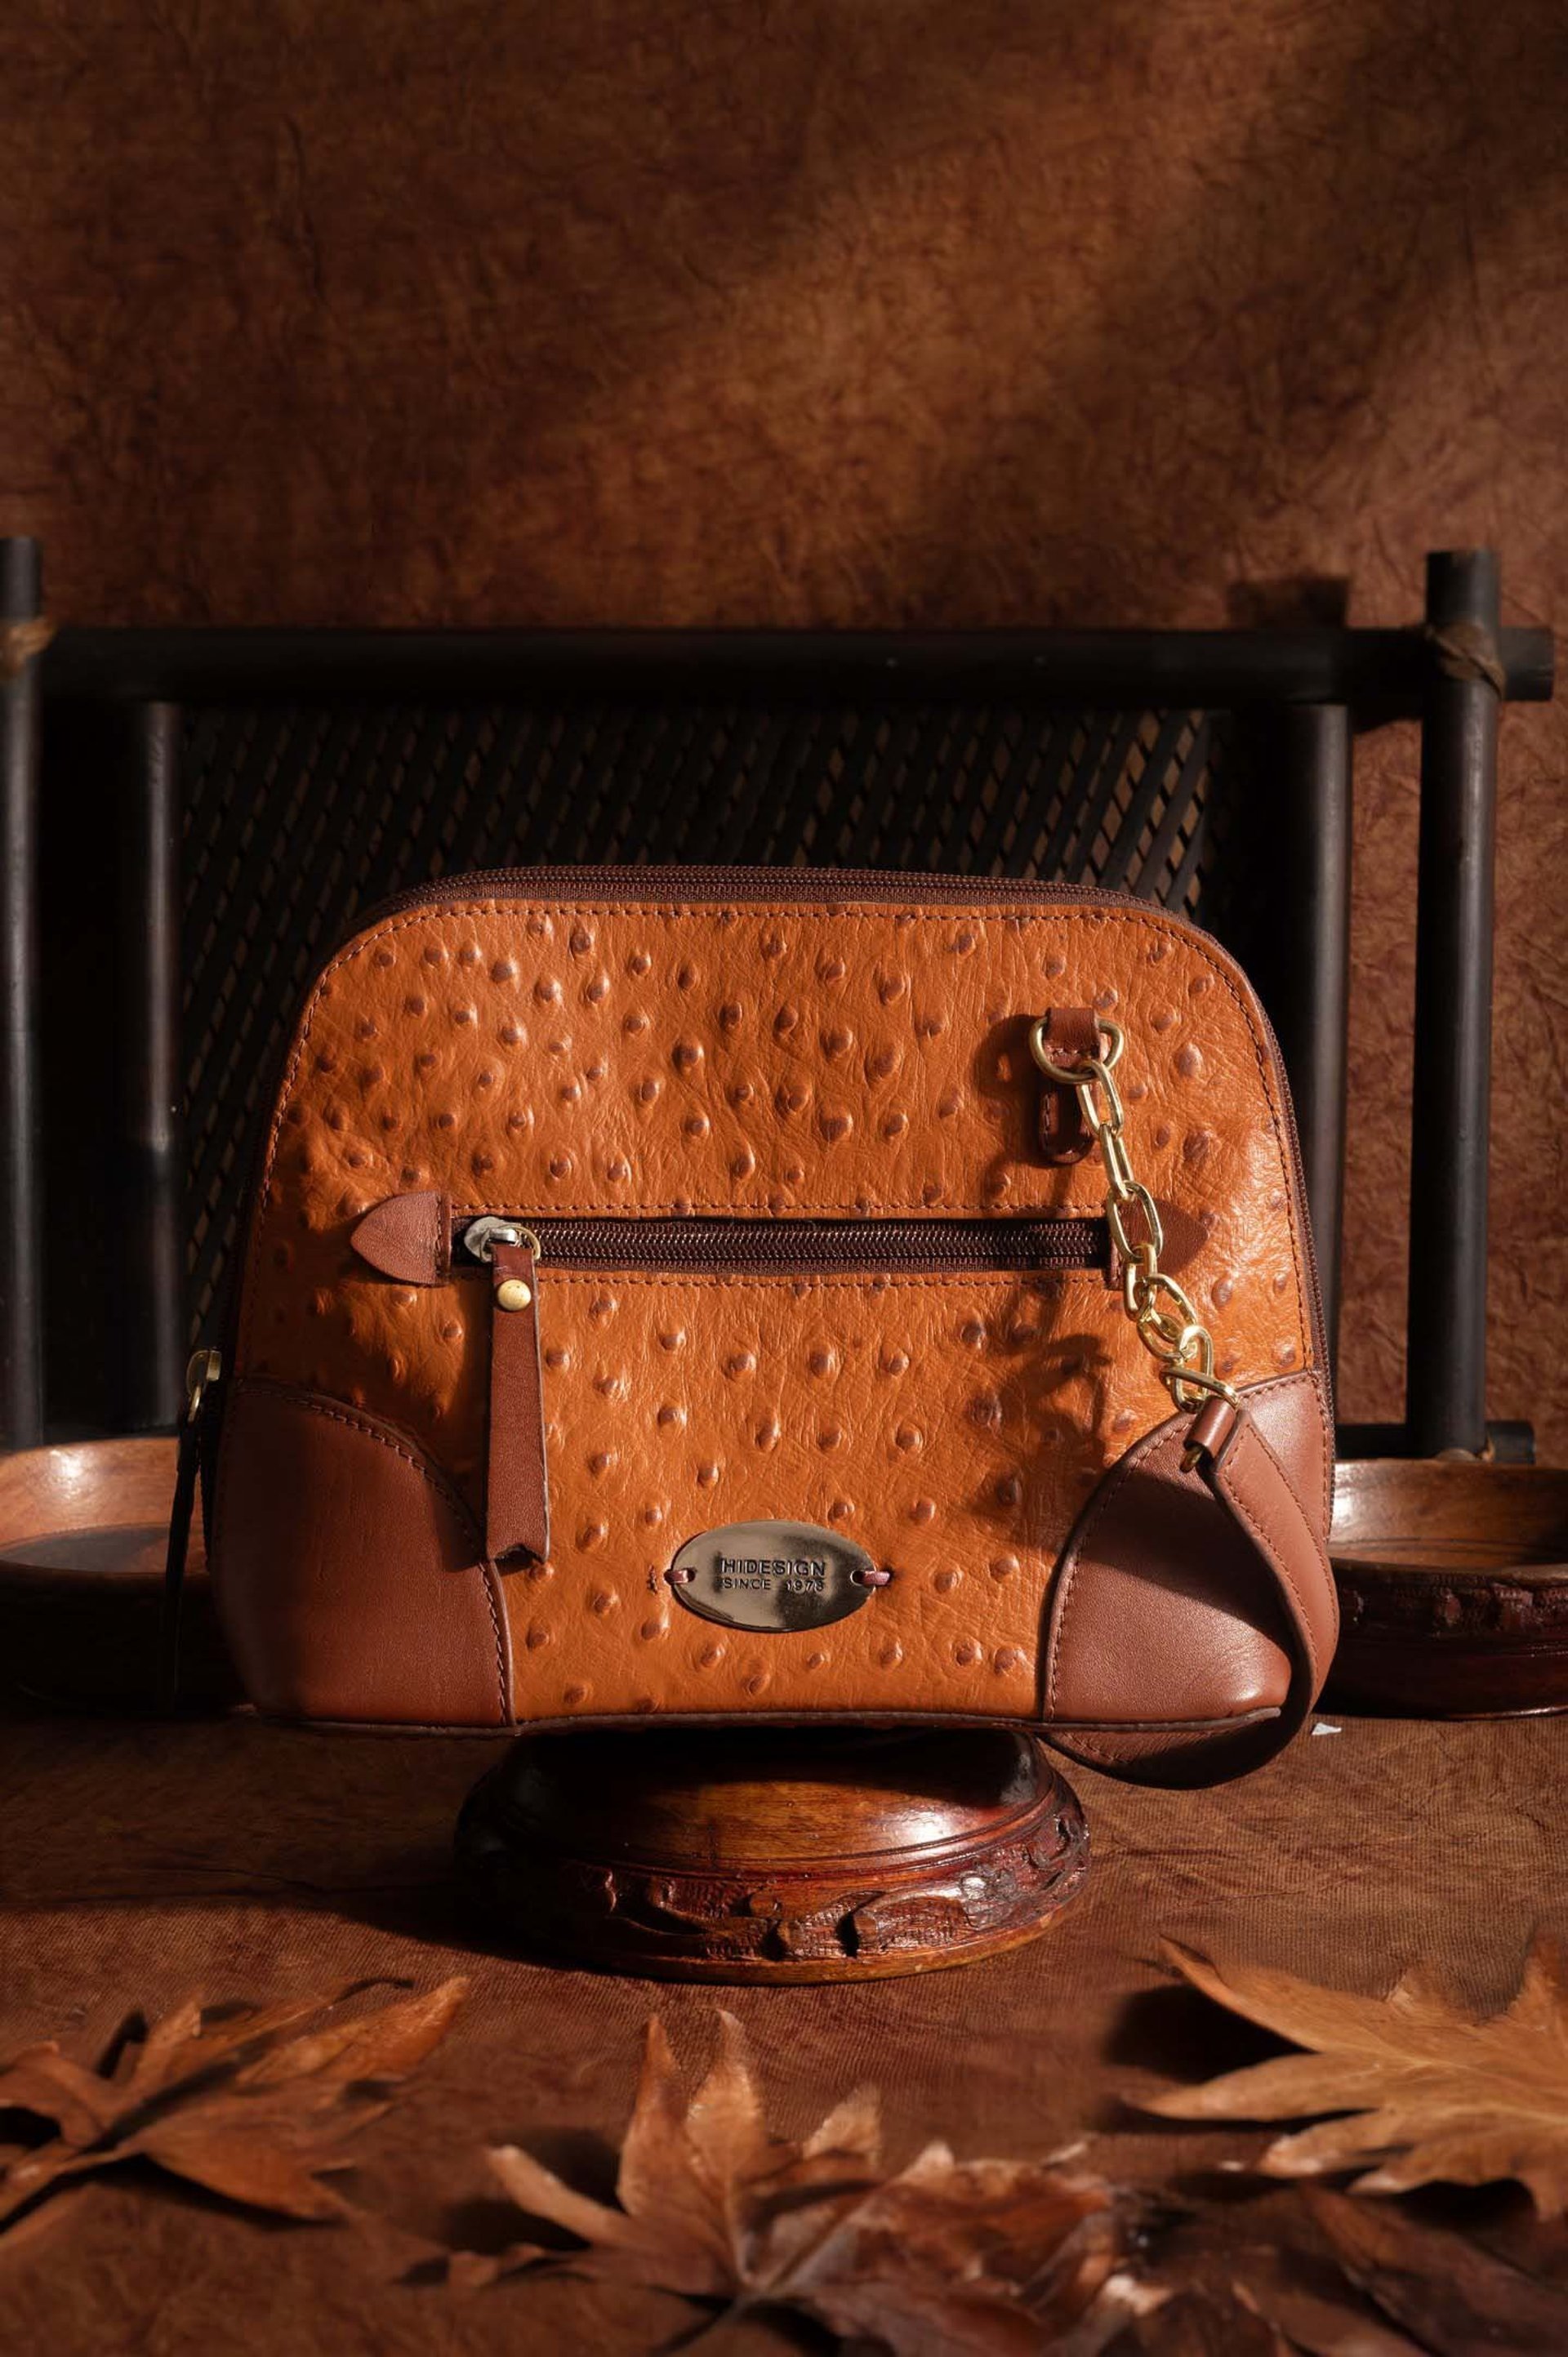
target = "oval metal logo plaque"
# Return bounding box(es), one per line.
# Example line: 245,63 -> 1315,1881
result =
669,1520 -> 876,1633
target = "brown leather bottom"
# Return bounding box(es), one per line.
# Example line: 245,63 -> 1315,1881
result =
210,1370 -> 1332,1780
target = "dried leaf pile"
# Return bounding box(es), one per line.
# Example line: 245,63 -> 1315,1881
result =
462,2012 -> 1155,2355
5,1936 -> 1568,2357
450,1998 -> 1568,2357
0,1976 -> 466,2234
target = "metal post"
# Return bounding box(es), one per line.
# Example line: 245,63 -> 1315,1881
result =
1274,704 -> 1351,1369
1406,550 -> 1501,1456
0,538 -> 44,1446
115,702 -> 185,1427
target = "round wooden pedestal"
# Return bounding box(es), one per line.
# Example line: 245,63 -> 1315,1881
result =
454,1725 -> 1088,1982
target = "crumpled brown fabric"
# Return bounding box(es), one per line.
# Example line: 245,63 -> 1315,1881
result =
1,1705 -> 1565,2352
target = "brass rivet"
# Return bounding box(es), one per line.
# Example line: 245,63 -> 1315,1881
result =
497,1277 -> 532,1312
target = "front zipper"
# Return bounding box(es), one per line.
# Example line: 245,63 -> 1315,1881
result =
457,1211 -> 1107,1277
332,864 -> 1330,1383
461,1208 -> 1106,1570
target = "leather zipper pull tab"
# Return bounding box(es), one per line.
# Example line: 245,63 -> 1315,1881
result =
486,1231 -> 550,1565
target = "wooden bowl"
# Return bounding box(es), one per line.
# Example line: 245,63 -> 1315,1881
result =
0,1437 -> 238,1712
1328,1457 -> 1568,1717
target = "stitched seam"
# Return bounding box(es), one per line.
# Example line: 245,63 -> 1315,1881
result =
1249,1394 -> 1339,1646
1057,1721 -> 1276,1764
430,1187 -> 1106,1216
1047,1406 -> 1171,1713
545,1270 -> 1102,1293
1217,1439 -> 1321,1686
240,900 -> 1307,1374
239,1379 -> 483,1547
1249,1366 -> 1329,1538
479,1561 -> 510,1724
445,1200 -> 1107,1223
1250,1401 -> 1326,1543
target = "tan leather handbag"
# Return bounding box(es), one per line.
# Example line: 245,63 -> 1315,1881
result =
170,868 -> 1338,1785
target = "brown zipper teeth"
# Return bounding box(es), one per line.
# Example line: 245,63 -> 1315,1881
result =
458,1214 -> 1107,1276
349,862 -> 1147,941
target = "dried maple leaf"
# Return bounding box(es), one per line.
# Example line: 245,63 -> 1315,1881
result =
464,2011 -> 1152,2353
1143,1936 -> 1568,2217
0,1976 -> 466,2236
470,2010 -> 883,2299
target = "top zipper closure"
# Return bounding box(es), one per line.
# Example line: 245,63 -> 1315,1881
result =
349,862 -> 1146,939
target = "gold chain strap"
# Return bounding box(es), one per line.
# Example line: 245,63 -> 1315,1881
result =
1030,1016 -> 1238,1415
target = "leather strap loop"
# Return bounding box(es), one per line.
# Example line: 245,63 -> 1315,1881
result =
1036,1008 -> 1099,1163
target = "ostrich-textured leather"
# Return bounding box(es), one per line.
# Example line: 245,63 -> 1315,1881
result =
208,874 -> 1337,1780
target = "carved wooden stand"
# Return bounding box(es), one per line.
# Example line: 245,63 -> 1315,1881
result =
455,1726 -> 1088,1982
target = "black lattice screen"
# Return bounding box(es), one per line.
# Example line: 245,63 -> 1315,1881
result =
181,698 -> 1236,1336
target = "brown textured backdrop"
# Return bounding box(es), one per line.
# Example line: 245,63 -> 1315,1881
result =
2,0 -> 1565,1451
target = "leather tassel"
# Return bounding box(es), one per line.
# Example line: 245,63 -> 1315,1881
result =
486,1236 -> 550,1564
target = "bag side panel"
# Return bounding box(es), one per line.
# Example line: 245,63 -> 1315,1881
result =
1043,1367 -> 1333,1782
215,1379 -> 512,1727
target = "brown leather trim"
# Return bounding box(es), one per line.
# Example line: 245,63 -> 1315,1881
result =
351,1189 -> 450,1283
1046,1707 -> 1279,1733
211,1378 -> 513,1728
249,1704 -> 1282,1740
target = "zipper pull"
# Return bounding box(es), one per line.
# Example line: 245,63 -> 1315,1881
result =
463,1214 -> 523,1263
485,1227 -> 550,1566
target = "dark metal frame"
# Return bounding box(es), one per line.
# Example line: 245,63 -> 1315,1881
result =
0,541 -> 44,1447
2,538 -> 1551,1457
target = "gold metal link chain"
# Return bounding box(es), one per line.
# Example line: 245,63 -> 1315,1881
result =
1030,1016 -> 1238,1415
